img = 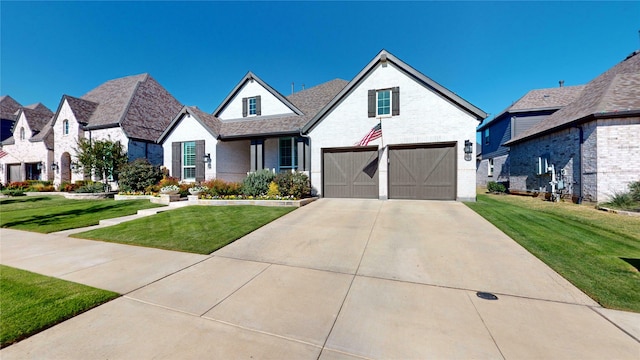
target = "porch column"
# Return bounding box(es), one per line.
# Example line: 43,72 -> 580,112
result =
296,137 -> 310,171
250,139 -> 264,172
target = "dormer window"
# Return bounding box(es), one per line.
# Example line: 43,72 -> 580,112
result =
242,96 -> 261,117
63,120 -> 69,135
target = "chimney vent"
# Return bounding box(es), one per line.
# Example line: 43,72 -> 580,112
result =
559,80 -> 564,87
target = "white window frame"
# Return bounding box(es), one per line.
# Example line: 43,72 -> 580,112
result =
63,120 -> 69,135
376,89 -> 392,117
278,137 -> 297,172
248,97 -> 257,116
488,158 -> 494,177
182,141 -> 196,181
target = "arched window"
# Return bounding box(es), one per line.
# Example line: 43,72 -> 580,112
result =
63,120 -> 69,135
19,127 -> 25,140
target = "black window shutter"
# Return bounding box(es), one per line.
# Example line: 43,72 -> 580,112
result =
392,87 -> 400,116
256,95 -> 261,116
195,140 -> 205,182
242,98 -> 248,117
368,89 -> 376,118
172,142 -> 181,179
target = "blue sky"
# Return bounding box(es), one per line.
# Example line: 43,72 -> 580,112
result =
1,1 -> 638,128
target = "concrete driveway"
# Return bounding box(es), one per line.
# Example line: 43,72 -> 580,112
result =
1,199 -> 638,359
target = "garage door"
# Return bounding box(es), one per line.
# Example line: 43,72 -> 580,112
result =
389,143 -> 456,200
323,147 -> 379,198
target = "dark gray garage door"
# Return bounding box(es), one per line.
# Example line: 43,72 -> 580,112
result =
389,143 -> 456,200
323,147 -> 379,198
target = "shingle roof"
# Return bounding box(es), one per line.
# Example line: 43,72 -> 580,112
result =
477,85 -> 585,131
158,105 -> 223,143
31,118 -> 55,150
1,95 -> 22,121
74,73 -> 182,141
20,105 -> 54,135
507,50 -> 640,145
219,79 -> 348,139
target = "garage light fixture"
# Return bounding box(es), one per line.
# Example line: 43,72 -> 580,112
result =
464,140 -> 473,161
51,162 -> 59,172
202,153 -> 211,164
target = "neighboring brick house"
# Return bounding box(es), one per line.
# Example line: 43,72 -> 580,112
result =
0,103 -> 54,183
0,95 -> 23,142
505,50 -> 640,203
161,50 -> 487,201
48,73 -> 182,186
476,85 -> 584,187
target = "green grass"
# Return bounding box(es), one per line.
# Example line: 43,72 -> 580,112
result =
73,206 -> 296,254
0,265 -> 119,348
0,196 -> 163,233
466,193 -> 640,312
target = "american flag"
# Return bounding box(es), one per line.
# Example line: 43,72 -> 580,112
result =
355,122 -> 382,146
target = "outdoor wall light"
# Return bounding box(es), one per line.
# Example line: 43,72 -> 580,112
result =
36,162 -> 43,170
464,140 -> 473,161
51,162 -> 59,172
202,153 -> 211,163
71,162 -> 78,171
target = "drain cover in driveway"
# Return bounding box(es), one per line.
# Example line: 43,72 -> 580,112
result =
476,292 -> 498,300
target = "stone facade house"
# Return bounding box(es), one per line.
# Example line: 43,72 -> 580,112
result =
476,85 -> 584,187
161,50 -> 487,200
0,102 -> 54,183
505,50 -> 640,203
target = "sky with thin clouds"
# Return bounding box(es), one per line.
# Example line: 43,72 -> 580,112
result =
2,1 -> 638,128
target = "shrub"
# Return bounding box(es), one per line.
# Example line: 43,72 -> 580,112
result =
629,181 -> 640,201
274,171 -> 311,199
75,182 -> 107,193
202,179 -> 241,196
1,189 -> 25,196
159,177 -> 180,188
118,159 -> 163,193
605,191 -> 635,210
6,182 -> 29,190
267,182 -> 280,197
59,182 -> 78,192
242,169 -> 276,197
487,181 -> 506,193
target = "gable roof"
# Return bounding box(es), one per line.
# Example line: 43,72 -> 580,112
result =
477,85 -> 585,131
218,78 -> 348,139
52,74 -> 183,142
158,105 -> 222,143
303,49 -> 487,133
1,95 -> 22,121
506,50 -> 640,145
213,72 -> 304,118
17,105 -> 54,135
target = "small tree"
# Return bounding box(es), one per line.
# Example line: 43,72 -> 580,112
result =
74,138 -> 127,191
118,159 -> 163,193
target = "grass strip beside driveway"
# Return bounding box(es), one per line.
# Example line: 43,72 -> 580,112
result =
466,194 -> 640,313
72,205 -> 296,254
0,196 -> 163,233
0,265 -> 119,348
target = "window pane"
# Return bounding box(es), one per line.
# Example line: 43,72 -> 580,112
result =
183,141 -> 196,179
377,90 -> 390,115
279,138 -> 292,167
249,97 -> 256,115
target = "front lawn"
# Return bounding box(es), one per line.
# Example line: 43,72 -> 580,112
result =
466,194 -> 640,312
73,206 -> 296,254
0,196 -> 163,233
0,265 -> 119,348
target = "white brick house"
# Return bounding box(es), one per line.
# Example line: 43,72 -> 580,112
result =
505,50 -> 640,203
161,50 -> 487,200
0,103 -> 54,183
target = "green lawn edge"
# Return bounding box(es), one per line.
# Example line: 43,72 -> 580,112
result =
0,196 -> 163,233
465,194 -> 640,313
0,265 -> 119,348
72,205 -> 296,254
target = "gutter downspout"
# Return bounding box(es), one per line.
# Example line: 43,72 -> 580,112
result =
576,125 -> 584,204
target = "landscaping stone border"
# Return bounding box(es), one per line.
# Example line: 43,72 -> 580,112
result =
63,192 -> 117,200
187,196 -> 317,207
596,206 -> 640,217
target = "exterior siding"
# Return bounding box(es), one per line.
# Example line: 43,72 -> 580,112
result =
161,114 -> 218,181
218,81 -> 294,120
128,140 -> 163,166
308,62 -> 479,201
216,140 -> 250,183
476,154 -> 509,187
594,117 -> 640,202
